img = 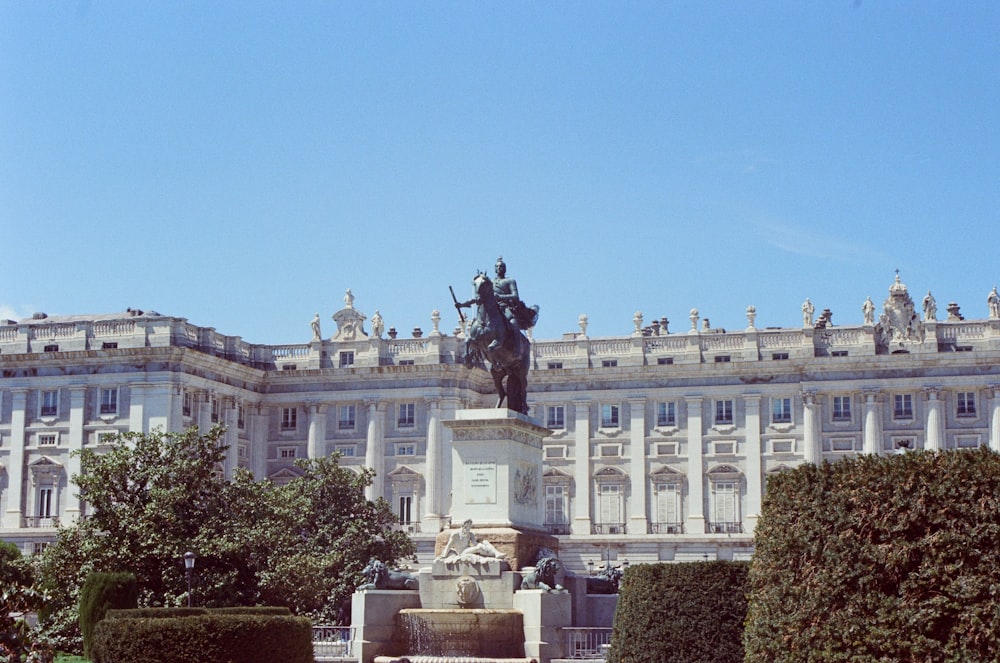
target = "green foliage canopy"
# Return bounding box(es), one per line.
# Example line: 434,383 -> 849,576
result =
744,448 -> 1000,662
34,426 -> 413,649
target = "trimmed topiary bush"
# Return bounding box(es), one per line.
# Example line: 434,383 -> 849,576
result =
745,448 -> 1000,662
78,571 -> 138,659
606,561 -> 749,663
91,613 -> 313,663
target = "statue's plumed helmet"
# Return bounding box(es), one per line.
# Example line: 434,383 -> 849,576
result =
495,256 -> 506,274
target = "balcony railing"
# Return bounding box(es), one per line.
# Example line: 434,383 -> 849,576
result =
394,522 -> 421,534
591,522 -> 626,535
649,521 -> 684,534
22,516 -> 60,528
707,521 -> 743,534
545,522 -> 572,535
312,625 -> 354,660
562,627 -> 613,659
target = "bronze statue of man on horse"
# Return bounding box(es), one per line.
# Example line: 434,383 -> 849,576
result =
452,257 -> 539,415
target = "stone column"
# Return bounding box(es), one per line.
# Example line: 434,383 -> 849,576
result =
128,383 -> 148,434
3,389 -> 27,528
572,400 -> 592,536
306,403 -> 327,459
64,386 -> 86,521
988,386 -> 1000,453
422,400 -> 444,533
924,388 -> 945,452
743,395 -> 762,533
802,392 -> 820,464
168,384 -> 185,432
196,391 -> 212,434
222,397 -> 239,478
364,400 -> 384,502
863,390 -> 881,455
628,398 -> 648,535
685,396 -> 705,535
249,404 -> 269,480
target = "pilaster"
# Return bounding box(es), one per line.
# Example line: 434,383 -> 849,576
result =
862,390 -> 881,455
627,398 -> 648,535
64,386 -> 86,521
743,395 -> 762,533
3,389 -> 27,528
801,391 -> 820,464
988,386 -> 1000,453
572,400 -> 592,535
422,400 -> 446,533
924,387 -> 944,452
685,396 -> 705,535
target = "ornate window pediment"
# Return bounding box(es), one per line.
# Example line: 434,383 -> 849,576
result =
707,464 -> 743,481
594,466 -> 627,485
28,456 -> 64,485
543,467 -> 572,485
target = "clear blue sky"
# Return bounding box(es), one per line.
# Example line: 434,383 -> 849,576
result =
2,2 -> 998,344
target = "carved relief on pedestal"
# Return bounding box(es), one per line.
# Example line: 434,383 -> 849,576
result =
874,273 -> 925,354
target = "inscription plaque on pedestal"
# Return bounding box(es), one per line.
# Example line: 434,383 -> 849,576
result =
465,459 -> 497,504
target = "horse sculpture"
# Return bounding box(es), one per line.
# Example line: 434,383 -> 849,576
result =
357,558 -> 419,591
457,272 -> 532,415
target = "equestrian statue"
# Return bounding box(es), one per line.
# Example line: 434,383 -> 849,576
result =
452,257 -> 539,415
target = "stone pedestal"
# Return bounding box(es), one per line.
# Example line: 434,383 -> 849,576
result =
351,589 -> 421,663
418,558 -> 521,610
444,408 -> 551,529
514,589 -> 572,662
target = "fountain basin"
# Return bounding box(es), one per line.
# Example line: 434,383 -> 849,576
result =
396,608 -> 525,659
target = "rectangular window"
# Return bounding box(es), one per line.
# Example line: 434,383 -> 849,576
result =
715,400 -> 734,425
545,485 -> 568,526
602,359 -> 618,368
546,406 -> 565,429
957,392 -> 977,417
398,403 -> 416,427
894,394 -> 913,419
772,398 -> 792,424
40,390 -> 58,417
280,407 -> 297,430
398,359 -> 415,366
398,495 -> 412,525
237,444 -> 248,459
339,405 -> 356,430
657,357 -> 674,365
38,487 -> 53,519
656,402 -> 676,427
211,397 -> 219,423
44,344 -> 59,352
544,445 -> 566,459
99,387 -> 118,415
281,364 -> 297,371
712,481 -> 738,526
714,355 -> 731,363
954,435 -> 982,449
396,443 -> 416,456
547,362 -> 563,370
182,391 -> 192,417
832,396 -> 852,421
38,433 -> 58,446
831,350 -> 849,357
655,483 -> 681,526
96,431 -> 117,445
601,404 -> 620,428
279,447 -> 297,459
598,484 -> 623,527
830,437 -> 859,452
339,351 -> 355,368
237,404 -> 245,429
336,445 -> 356,457
102,341 -> 118,349
599,444 -> 621,458
771,352 -> 789,361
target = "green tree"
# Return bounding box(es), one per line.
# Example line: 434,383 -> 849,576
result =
1,540 -> 46,661
744,448 -> 1000,662
34,426 -> 413,651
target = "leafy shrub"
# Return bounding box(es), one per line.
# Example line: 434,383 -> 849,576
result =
606,561 -> 748,663
745,448 -> 1000,662
91,613 -> 313,663
78,572 -> 138,659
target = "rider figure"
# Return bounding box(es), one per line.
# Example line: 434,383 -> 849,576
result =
493,257 -> 538,332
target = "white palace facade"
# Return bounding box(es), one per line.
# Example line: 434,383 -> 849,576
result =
3,275 -> 1000,570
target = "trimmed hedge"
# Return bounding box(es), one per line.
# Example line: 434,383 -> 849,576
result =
105,606 -> 290,619
606,561 -> 749,663
78,572 -> 138,659
745,448 -> 1000,662
91,613 -> 313,663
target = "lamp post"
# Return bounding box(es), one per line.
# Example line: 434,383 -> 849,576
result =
183,551 -> 196,607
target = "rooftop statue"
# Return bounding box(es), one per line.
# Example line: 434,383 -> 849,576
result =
452,258 -> 538,415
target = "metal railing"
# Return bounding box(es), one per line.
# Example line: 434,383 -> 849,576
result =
707,521 -> 743,534
312,625 -> 354,659
649,521 -> 684,534
563,627 -> 612,659
545,522 -> 572,535
22,516 -> 60,528
591,523 -> 626,535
